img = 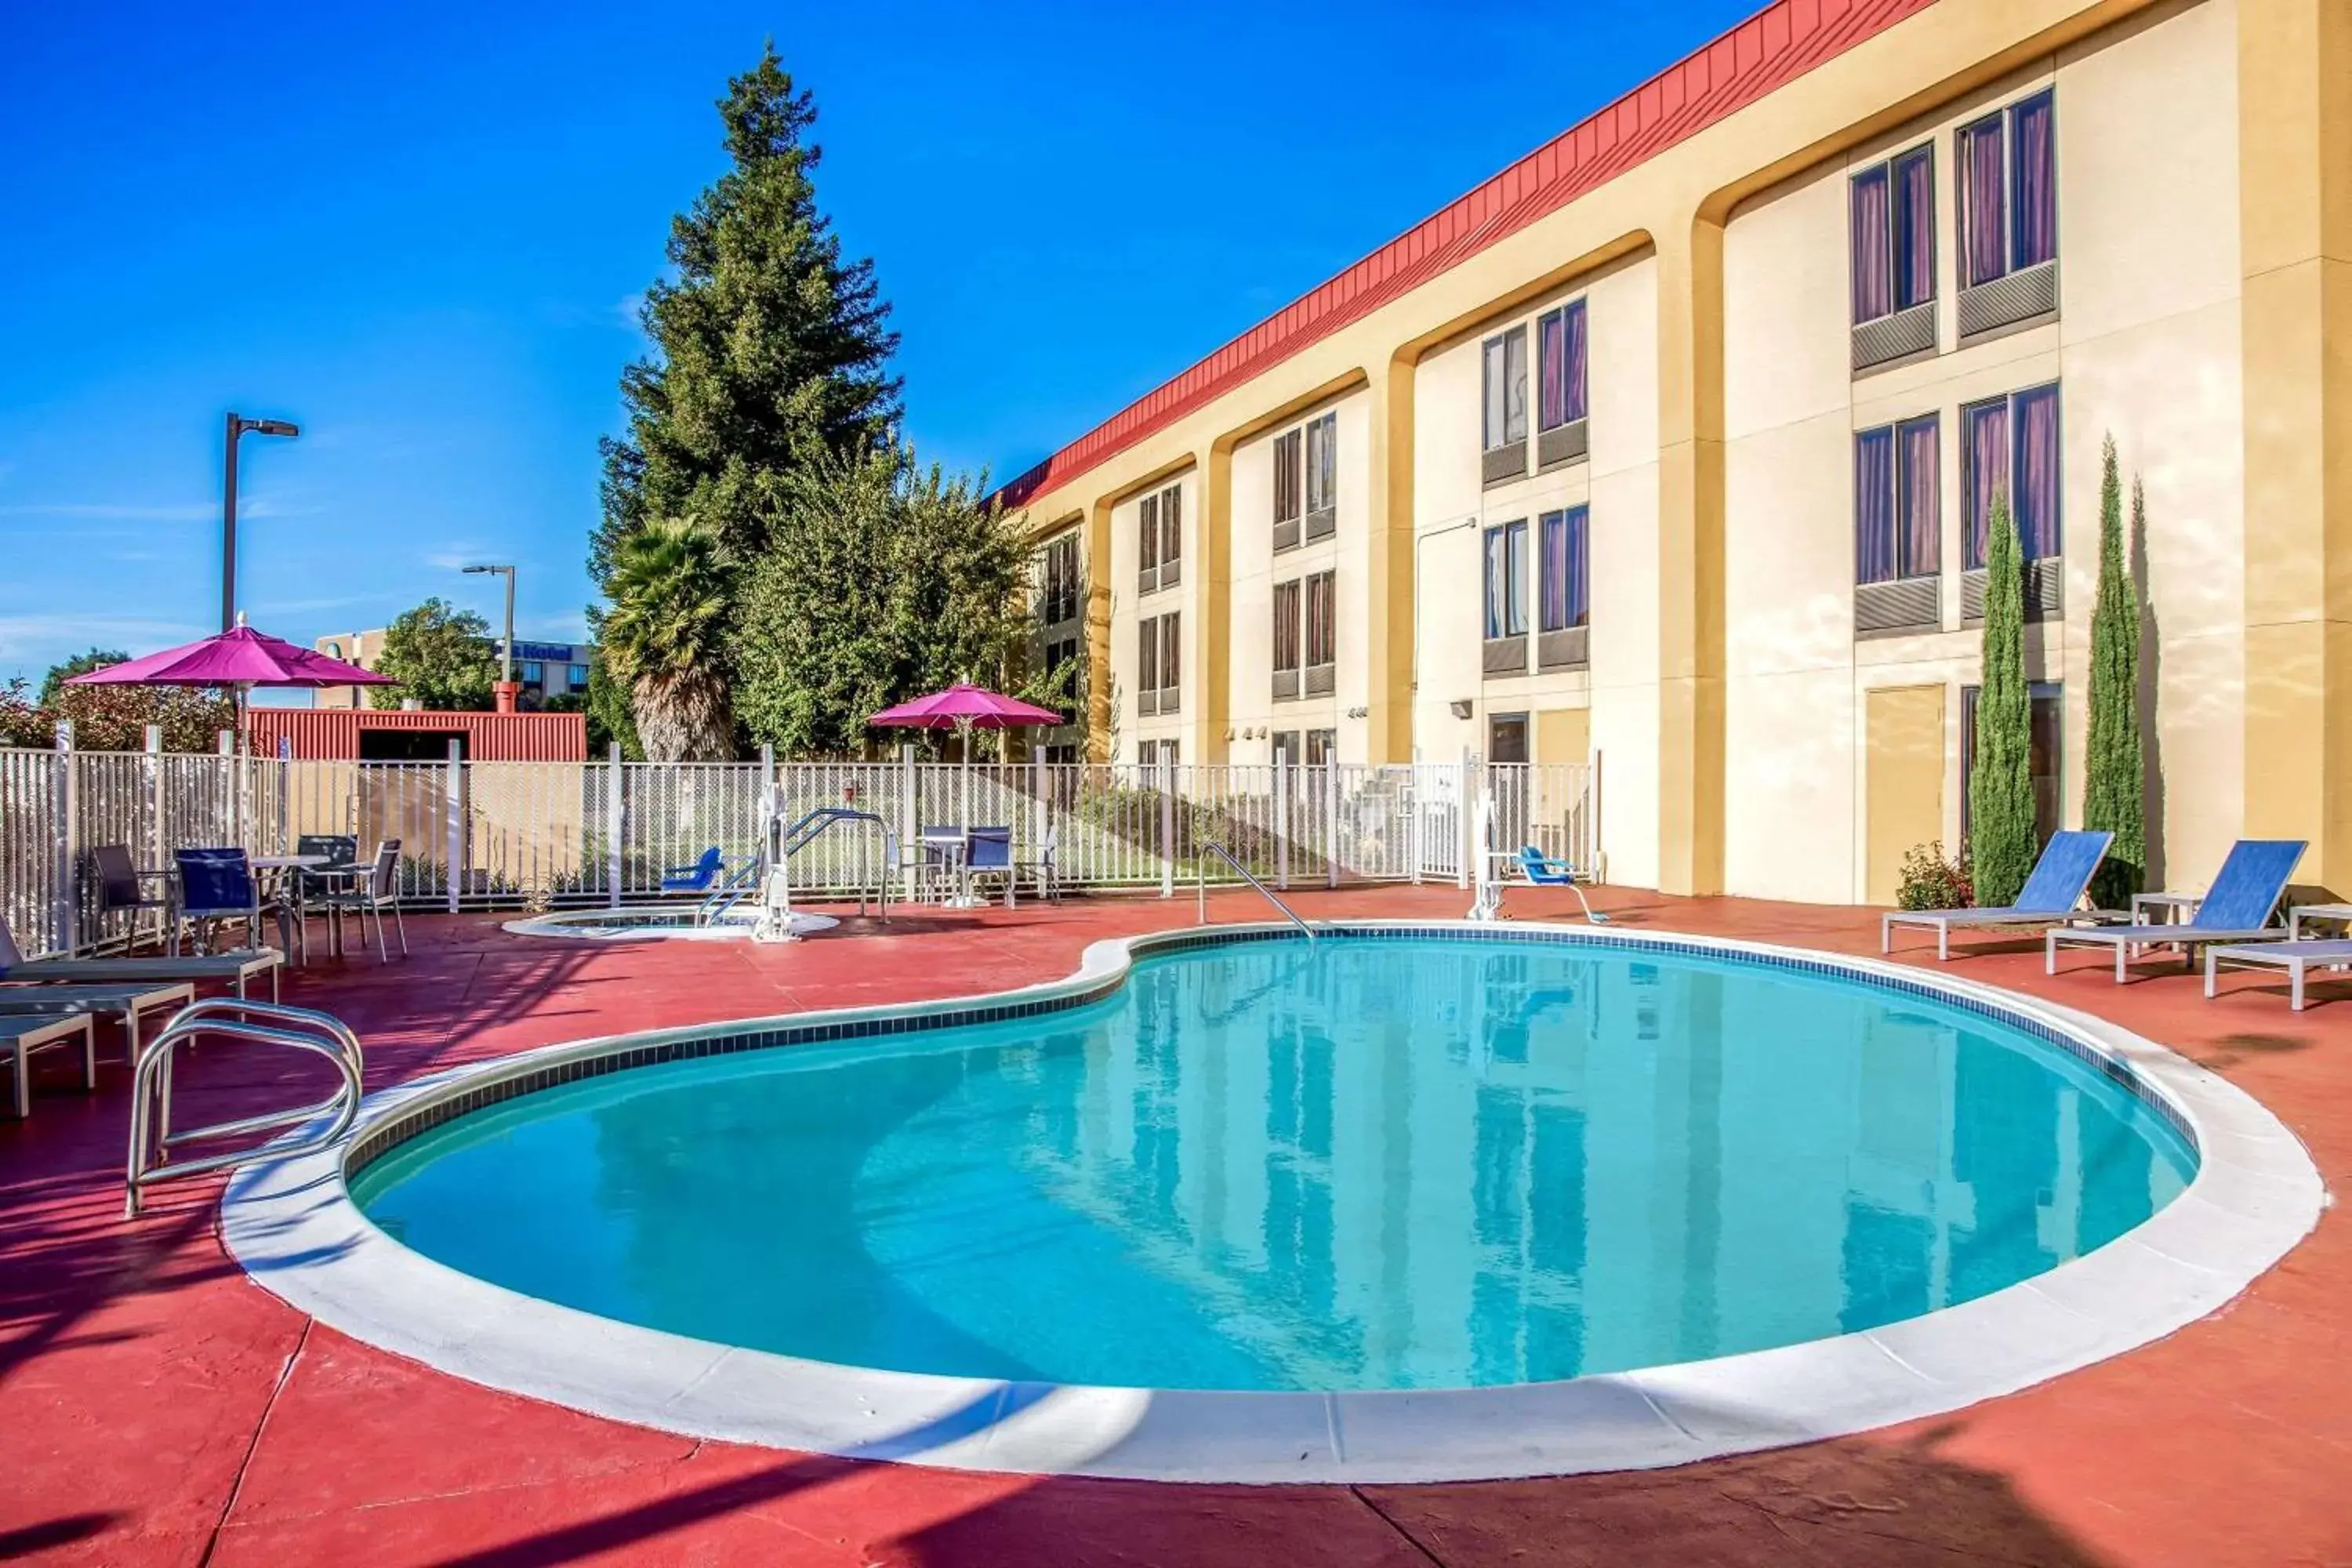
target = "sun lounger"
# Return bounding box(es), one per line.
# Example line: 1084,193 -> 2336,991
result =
2046,840 -> 2306,983
2205,938 -> 2352,1011
0,916 -> 281,1000
0,981 -> 195,1062
1883,830 -> 2111,960
2,1011 -> 96,1117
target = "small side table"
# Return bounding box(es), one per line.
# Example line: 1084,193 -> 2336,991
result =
2288,902 -> 2352,940
2131,892 -> 2203,927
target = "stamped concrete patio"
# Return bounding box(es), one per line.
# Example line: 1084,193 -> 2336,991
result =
2,884 -> 2345,1567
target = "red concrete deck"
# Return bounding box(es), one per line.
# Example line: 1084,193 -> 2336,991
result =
2,886 -> 2345,1567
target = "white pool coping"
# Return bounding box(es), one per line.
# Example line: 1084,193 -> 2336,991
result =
500,906 -> 839,942
220,920 -> 2326,1485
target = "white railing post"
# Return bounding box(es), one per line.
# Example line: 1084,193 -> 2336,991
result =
445,739 -> 464,915
899,743 -> 919,902
1273,764 -> 1290,891
1032,745 -> 1047,866
145,724 -> 165,895
1457,749 -> 1475,891
1159,770 -> 1177,898
1410,763 -> 1425,885
52,720 -> 76,956
1590,746 -> 1605,883
604,742 -> 623,908
1327,764 -> 1341,888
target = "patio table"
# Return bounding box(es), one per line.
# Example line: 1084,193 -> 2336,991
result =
917,829 -> 981,909
252,854 -> 334,963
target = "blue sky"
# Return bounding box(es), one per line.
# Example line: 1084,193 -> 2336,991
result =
0,0 -> 1757,686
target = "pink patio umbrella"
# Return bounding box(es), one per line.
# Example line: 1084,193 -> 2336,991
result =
869,683 -> 1062,884
67,623 -> 395,744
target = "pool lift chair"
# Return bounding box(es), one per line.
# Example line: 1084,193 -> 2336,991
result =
1467,795 -> 1608,924
744,794 -> 901,941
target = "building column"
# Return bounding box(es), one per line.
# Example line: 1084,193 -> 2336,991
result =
1199,445 -> 1232,764
1654,212 -> 1729,897
1084,496 -> 1115,764
1369,356 -> 1417,764
2239,0 -> 2352,887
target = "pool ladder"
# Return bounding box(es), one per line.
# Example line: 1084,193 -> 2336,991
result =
1195,842 -> 1317,943
125,998 -> 364,1218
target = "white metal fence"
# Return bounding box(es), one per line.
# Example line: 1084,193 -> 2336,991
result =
0,740 -> 1597,960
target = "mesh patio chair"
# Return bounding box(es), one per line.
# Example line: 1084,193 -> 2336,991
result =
89,844 -> 172,950
321,840 -> 408,963
172,848 -> 267,956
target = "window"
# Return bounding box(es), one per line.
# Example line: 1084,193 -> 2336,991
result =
1489,713 -> 1530,764
1854,415 -> 1940,583
1483,520 -> 1528,640
1045,636 -> 1080,724
519,661 -> 544,685
1482,328 -> 1529,452
1305,728 -> 1337,767
1304,570 -> 1335,696
1536,301 -> 1588,430
1272,579 -> 1302,699
1303,412 -> 1337,539
1958,91 -> 2057,288
1138,738 -> 1180,770
1271,730 -> 1301,767
1138,613 -> 1178,716
1160,484 -> 1181,580
1273,427 -> 1303,548
1138,492 -> 1159,582
1538,506 -> 1589,631
1963,383 -> 2061,565
566,663 -> 590,691
1043,532 -> 1081,625
1962,681 -> 2063,847
1851,145 -> 1935,325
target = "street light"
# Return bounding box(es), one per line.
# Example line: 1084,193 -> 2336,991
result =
462,563 -> 517,711
221,412 -> 301,632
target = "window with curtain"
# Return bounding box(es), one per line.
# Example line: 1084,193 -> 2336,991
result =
1305,571 -> 1336,669
1537,301 -> 1588,430
1160,484 -> 1182,569
1960,90 -> 2057,286
1138,493 -> 1160,575
1963,383 -> 2060,565
1483,328 -> 1528,452
1483,520 -> 1528,639
1272,579 -> 1301,675
1160,613 -> 1181,703
1304,413 -> 1337,516
1850,145 -> 1936,324
1305,728 -> 1337,767
1043,533 -> 1080,624
1137,616 -> 1159,699
1538,506 -> 1589,630
1854,415 -> 1940,583
1273,429 -> 1302,528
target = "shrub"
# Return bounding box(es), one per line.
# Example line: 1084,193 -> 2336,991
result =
1896,840 -> 1973,911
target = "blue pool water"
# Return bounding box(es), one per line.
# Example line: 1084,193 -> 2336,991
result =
351,936 -> 2196,1392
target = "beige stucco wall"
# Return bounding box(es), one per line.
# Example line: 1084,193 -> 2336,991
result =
1012,0 -> 2342,902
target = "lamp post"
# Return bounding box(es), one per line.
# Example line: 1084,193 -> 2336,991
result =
221,413 -> 300,631
462,563 -> 518,713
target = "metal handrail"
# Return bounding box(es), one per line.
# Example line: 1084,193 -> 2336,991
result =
1195,842 -> 1316,943
125,998 -> 364,1218
695,858 -> 765,925
774,807 -> 899,920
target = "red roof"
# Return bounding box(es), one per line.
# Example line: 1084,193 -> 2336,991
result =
996,0 -> 1936,512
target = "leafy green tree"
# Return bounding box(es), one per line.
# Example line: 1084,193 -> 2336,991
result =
732,445 -> 1036,757
370,598 -> 497,711
2084,436 -> 2147,908
592,43 -> 900,665
601,517 -> 733,760
39,648 -> 129,705
582,644 -> 643,760
1970,492 -> 2038,906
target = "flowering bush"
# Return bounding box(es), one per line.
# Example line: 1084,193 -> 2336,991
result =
1895,840 -> 1973,911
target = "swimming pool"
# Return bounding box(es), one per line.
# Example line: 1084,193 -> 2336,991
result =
225,923 -> 2321,1482
353,935 -> 2192,1392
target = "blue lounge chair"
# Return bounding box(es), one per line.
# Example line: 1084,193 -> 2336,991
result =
2047,839 -> 2307,983
967,826 -> 1015,907
1882,829 -> 2111,961
1516,846 -> 1609,924
174,848 -> 265,955
660,847 -> 724,895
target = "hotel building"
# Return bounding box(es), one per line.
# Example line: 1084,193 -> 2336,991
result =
1003,0 -> 2350,905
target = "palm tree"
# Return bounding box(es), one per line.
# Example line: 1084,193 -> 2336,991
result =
600,516 -> 734,760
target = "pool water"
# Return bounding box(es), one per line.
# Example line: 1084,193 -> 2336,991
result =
352,936 -> 2196,1392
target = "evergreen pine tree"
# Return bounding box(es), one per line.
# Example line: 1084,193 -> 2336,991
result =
590,45 -> 902,745
2083,436 -> 2146,907
1970,491 -> 2038,906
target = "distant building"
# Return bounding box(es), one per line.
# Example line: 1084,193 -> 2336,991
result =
313,632 -> 591,712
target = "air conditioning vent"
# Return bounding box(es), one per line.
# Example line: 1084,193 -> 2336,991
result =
1304,506 -> 1337,543
1537,626 -> 1589,670
1304,663 -> 1335,698
1961,559 -> 2063,623
1483,637 -> 1528,677
1537,419 -> 1589,470
1958,260 -> 2058,340
1851,300 -> 1937,374
1481,444 -> 1527,488
1273,517 -> 1301,554
1272,670 -> 1300,702
1855,576 -> 1941,637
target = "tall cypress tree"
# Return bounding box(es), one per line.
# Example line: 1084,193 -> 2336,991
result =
591,45 -> 901,742
2083,436 -> 2146,907
1971,491 -> 2038,906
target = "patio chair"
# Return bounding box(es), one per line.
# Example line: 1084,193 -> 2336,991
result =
967,826 -> 1016,907
1516,845 -> 1609,924
172,848 -> 269,956
660,847 -> 724,895
1882,829 -> 2113,961
2205,938 -> 2352,1012
1020,825 -> 1062,903
0,914 -> 281,1001
2046,839 -> 2307,983
89,844 -> 172,949
0,1011 -> 96,1119
320,840 -> 408,962
915,827 -> 966,902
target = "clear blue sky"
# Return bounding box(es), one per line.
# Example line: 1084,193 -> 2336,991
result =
0,0 -> 1758,685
